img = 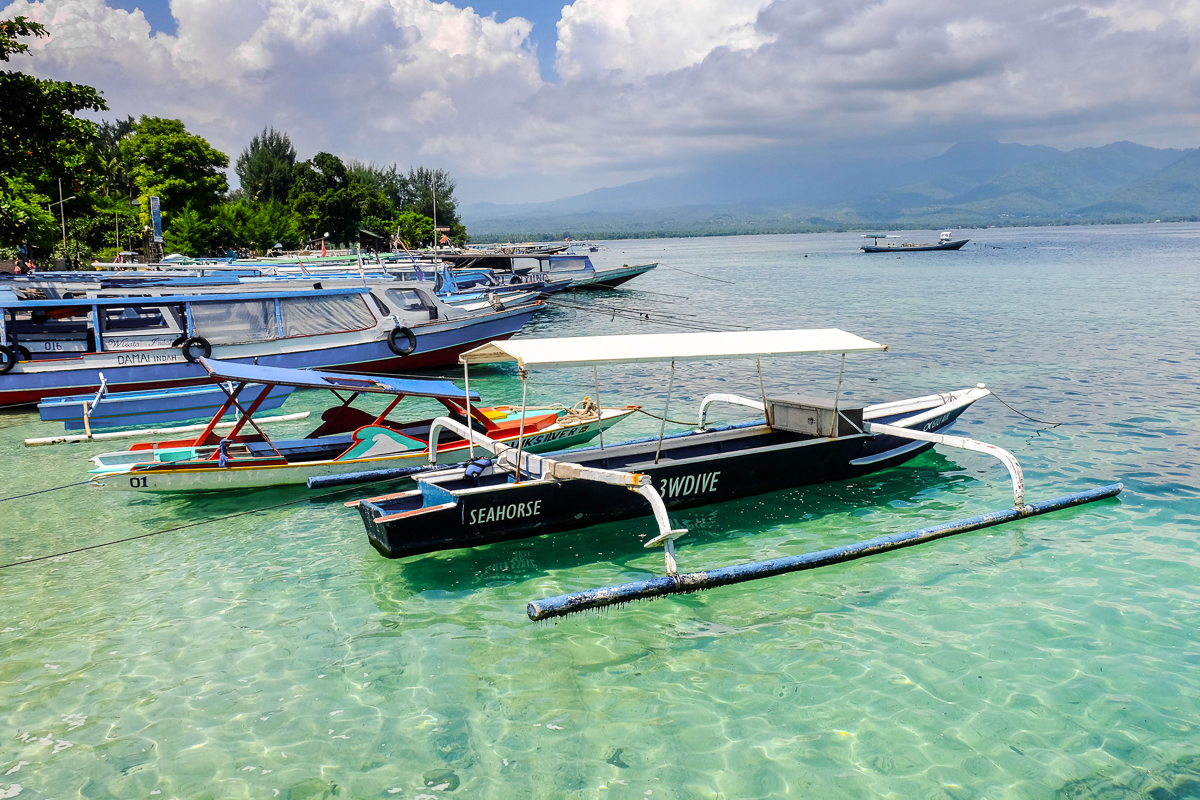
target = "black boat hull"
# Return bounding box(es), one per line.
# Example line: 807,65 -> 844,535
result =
358,404 -> 971,559
861,239 -> 969,252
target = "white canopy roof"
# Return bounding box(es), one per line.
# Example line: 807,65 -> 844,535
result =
460,329 -> 887,369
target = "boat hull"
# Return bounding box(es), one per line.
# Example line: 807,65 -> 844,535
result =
89,411 -> 633,493
861,239 -> 969,252
358,396 -> 976,559
572,263 -> 658,290
0,305 -> 539,408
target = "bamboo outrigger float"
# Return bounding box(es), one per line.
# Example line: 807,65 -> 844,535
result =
346,329 -> 1121,619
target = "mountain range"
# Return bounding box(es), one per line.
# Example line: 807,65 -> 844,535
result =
462,141 -> 1200,241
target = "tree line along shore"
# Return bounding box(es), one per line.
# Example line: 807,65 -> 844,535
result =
1,15 -> 466,269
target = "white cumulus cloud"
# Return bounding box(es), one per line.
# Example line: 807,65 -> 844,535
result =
5,0 -> 1200,203
554,0 -> 774,81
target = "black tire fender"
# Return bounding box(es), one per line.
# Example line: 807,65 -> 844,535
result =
15,345 -> 31,362
181,336 -> 212,363
0,346 -> 15,375
387,326 -> 418,356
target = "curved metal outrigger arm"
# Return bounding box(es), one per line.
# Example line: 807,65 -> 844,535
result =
427,416 -> 687,571
865,422 -> 1025,508
696,393 -> 766,431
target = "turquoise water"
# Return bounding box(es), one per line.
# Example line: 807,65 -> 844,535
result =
2,224 -> 1199,799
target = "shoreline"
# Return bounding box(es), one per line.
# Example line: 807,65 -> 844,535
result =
465,216 -> 1199,244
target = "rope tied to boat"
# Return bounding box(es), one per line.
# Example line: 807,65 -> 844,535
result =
988,388 -> 1065,428
0,479 -> 98,503
632,407 -> 697,426
556,396 -> 600,426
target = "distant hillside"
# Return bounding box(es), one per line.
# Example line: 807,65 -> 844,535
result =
464,140 -> 1199,240
1079,149 -> 1200,218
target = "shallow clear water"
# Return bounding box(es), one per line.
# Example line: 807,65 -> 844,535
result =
2,224 -> 1199,799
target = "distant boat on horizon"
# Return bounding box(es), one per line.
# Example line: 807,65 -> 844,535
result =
861,231 -> 970,252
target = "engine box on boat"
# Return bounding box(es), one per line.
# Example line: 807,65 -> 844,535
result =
767,395 -> 863,437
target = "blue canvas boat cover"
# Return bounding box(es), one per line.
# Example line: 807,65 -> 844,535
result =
196,357 -> 478,399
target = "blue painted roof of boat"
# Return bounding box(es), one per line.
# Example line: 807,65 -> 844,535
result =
196,358 -> 478,399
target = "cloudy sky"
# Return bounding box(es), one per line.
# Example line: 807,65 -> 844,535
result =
5,0 -> 1200,203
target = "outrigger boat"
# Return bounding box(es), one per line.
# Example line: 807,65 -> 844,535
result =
861,231 -> 970,252
347,330 -> 1121,618
88,358 -> 637,493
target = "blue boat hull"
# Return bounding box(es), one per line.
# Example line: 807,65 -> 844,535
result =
0,306 -> 538,408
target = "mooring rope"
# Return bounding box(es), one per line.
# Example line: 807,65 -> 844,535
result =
632,407 -> 695,426
542,298 -> 729,332
0,483 -> 378,571
0,480 -> 97,503
543,297 -> 750,332
655,264 -> 737,285
988,388 -> 1065,427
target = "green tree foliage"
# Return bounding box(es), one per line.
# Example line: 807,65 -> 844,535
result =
121,116 -> 229,227
244,200 -> 300,252
289,152 -> 392,245
236,127 -> 297,203
90,193 -> 141,252
0,16 -> 107,251
404,166 -> 466,244
163,203 -> 211,256
92,116 -> 136,199
212,202 -> 253,251
0,176 -> 57,250
393,210 -> 434,249
341,162 -> 465,245
212,200 -> 301,254
51,215 -> 103,265
0,16 -> 44,60
1,15 -> 472,259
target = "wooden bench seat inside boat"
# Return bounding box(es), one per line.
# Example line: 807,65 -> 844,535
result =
246,435 -> 355,462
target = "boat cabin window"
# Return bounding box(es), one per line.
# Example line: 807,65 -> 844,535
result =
369,292 -> 390,316
279,294 -> 376,337
384,289 -> 435,313
192,299 -> 277,344
547,257 -> 591,273
102,305 -> 169,331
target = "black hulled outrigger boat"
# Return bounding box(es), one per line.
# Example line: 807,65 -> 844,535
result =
348,329 -> 1121,618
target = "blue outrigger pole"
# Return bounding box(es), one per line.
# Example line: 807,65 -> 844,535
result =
527,483 -> 1122,620
527,418 -> 1121,621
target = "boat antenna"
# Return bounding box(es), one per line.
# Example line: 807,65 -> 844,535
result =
654,361 -> 675,464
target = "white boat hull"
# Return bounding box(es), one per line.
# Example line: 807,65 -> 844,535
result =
89,411 -> 633,493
